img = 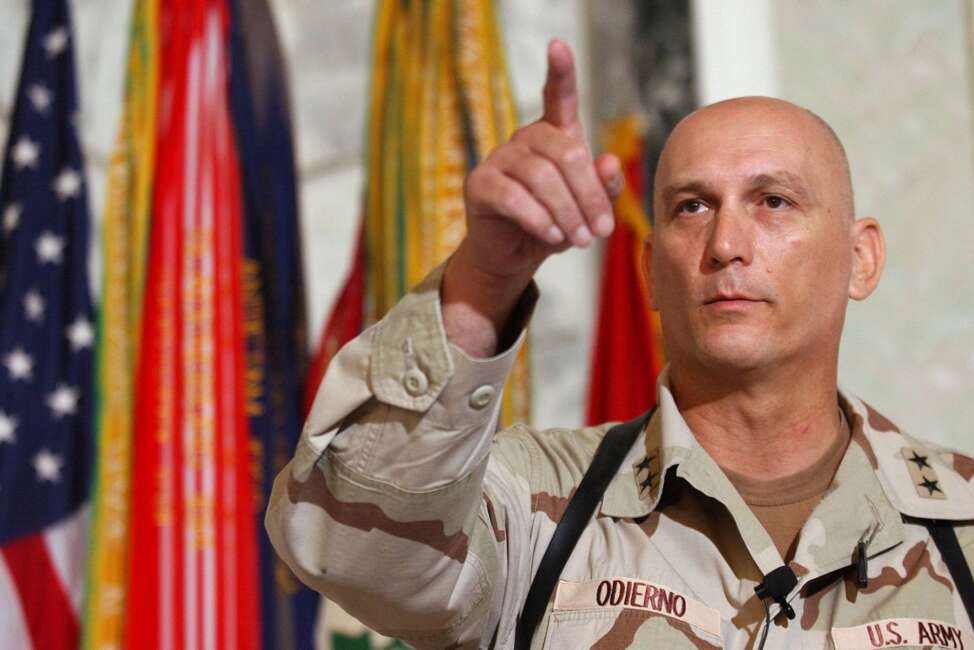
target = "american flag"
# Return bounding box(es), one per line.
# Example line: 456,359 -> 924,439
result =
0,0 -> 94,647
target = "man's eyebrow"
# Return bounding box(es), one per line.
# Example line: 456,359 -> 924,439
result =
660,180 -> 711,204
746,171 -> 812,199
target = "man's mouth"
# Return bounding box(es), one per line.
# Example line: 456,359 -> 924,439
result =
703,293 -> 767,311
704,292 -> 761,304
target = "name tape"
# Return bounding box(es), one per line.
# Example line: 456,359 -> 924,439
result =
553,577 -> 721,638
832,618 -> 973,649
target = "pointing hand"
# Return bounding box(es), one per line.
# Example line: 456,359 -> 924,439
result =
461,39 -> 625,282
443,40 -> 625,357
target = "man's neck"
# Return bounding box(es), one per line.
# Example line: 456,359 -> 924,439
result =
669,361 -> 844,481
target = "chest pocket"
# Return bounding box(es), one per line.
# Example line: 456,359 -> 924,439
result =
541,608 -> 723,649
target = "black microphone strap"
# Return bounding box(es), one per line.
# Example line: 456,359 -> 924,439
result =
514,407 -> 655,650
925,519 -> 974,626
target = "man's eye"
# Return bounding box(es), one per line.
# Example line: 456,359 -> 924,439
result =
678,200 -> 707,215
763,195 -> 788,209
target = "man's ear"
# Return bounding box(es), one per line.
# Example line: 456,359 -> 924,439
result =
641,233 -> 658,310
848,217 -> 885,301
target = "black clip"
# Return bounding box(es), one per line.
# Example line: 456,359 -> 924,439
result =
856,540 -> 869,588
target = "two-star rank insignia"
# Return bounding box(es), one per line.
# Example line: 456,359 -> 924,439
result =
633,453 -> 661,499
901,447 -> 946,500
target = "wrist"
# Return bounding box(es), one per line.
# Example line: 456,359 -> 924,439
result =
441,241 -> 538,357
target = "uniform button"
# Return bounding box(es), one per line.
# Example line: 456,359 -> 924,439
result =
469,385 -> 495,410
403,368 -> 429,396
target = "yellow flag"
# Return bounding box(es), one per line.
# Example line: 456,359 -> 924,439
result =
83,1 -> 158,647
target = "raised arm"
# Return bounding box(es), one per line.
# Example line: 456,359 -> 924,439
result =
443,39 -> 623,357
266,40 -> 621,648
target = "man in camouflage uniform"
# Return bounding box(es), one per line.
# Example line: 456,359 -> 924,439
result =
267,40 -> 974,648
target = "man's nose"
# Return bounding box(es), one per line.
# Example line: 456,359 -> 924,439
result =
705,202 -> 754,268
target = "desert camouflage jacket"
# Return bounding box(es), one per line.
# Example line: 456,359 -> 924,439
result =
266,265 -> 974,649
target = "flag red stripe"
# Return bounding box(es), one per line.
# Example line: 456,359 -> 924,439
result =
2,535 -> 79,650
210,20 -> 260,644
126,1 -> 189,645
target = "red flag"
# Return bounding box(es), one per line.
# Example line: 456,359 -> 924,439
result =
586,117 -> 665,425
126,2 -> 259,647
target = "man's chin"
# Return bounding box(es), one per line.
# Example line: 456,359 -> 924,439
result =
693,336 -> 773,372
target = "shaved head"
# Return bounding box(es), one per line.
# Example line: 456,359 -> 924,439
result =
655,97 -> 855,222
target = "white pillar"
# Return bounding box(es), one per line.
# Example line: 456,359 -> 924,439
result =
690,0 -> 777,104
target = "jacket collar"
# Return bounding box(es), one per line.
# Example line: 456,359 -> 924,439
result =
599,367 -> 697,519
599,371 -> 974,575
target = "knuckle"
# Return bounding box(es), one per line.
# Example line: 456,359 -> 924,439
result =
561,144 -> 589,167
515,120 -> 557,144
482,144 -> 506,166
525,160 -> 557,189
490,141 -> 527,169
497,186 -> 523,216
511,125 -> 532,142
481,145 -> 500,165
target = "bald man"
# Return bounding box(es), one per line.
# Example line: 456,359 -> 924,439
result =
267,41 -> 974,649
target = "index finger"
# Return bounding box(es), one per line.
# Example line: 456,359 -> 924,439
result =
542,39 -> 580,135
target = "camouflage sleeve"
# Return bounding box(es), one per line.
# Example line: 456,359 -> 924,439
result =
265,264 -> 539,648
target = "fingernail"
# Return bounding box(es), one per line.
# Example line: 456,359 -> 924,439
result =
609,174 -> 624,196
546,225 -> 565,244
594,213 -> 614,237
574,225 -> 593,247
